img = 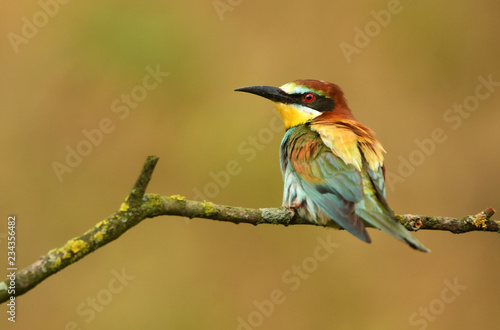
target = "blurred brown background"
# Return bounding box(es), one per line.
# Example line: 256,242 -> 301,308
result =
1,0 -> 500,329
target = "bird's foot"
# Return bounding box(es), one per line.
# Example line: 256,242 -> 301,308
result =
285,202 -> 302,220
285,205 -> 296,218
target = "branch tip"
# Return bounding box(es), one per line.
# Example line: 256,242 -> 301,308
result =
128,155 -> 159,205
0,155 -> 497,305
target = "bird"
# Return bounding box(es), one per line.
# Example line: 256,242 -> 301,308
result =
235,79 -> 429,252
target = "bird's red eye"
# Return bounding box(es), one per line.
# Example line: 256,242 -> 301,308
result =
304,93 -> 315,102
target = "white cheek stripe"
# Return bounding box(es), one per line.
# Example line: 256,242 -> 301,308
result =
291,104 -> 322,118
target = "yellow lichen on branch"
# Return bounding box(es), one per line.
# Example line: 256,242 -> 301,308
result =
0,155 -> 497,305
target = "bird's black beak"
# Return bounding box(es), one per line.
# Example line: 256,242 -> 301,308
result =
235,85 -> 293,104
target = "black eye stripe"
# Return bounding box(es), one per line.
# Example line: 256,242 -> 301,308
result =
313,97 -> 335,112
289,93 -> 335,112
276,90 -> 335,112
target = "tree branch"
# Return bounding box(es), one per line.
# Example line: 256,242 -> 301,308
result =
1,156 -> 498,304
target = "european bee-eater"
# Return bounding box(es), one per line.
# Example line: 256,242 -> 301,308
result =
235,79 -> 429,252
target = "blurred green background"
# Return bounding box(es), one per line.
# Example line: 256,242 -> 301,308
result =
1,0 -> 500,329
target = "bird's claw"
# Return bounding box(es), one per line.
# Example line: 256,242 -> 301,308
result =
285,202 -> 301,219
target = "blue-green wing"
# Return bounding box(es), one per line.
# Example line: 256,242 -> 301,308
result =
281,126 -> 370,242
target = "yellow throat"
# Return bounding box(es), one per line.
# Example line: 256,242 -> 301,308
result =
274,103 -> 317,130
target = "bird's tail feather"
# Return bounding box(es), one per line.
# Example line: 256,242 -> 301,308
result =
356,207 -> 430,252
